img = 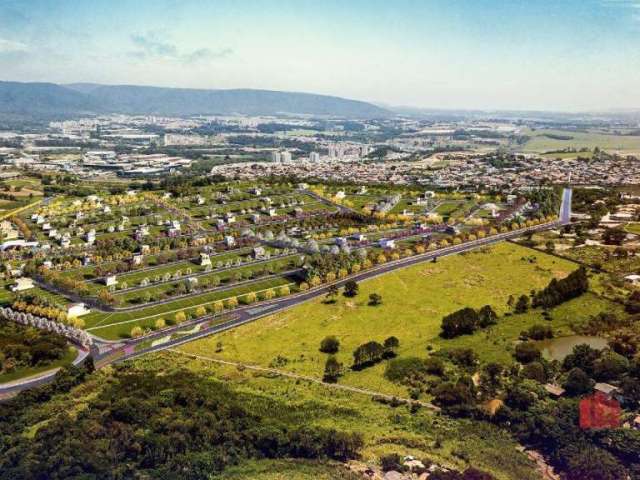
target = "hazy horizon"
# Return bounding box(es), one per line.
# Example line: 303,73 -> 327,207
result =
1,0 -> 640,112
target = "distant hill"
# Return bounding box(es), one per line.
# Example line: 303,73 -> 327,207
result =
0,81 -> 389,119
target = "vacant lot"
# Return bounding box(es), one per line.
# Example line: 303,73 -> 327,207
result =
521,128 -> 640,153
177,242 -> 611,396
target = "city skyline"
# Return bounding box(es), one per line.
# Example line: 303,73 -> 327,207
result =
1,0 -> 640,111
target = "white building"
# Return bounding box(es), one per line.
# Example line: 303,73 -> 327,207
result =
309,152 -> 321,163
67,303 -> 90,317
378,238 -> 396,249
11,277 -> 34,292
280,151 -> 292,163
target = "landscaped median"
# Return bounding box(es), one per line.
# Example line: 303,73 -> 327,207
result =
84,280 -> 297,340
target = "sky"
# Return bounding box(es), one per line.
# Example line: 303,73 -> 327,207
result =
0,0 -> 639,111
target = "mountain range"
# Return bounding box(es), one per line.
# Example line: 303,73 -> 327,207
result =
0,81 -> 389,120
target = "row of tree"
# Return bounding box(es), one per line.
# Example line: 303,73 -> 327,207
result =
440,305 -> 498,339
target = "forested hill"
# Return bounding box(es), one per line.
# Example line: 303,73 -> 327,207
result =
0,80 -> 389,119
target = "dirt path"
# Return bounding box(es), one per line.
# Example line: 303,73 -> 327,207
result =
167,349 -> 440,411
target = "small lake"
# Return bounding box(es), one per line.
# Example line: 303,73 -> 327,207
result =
537,335 -> 608,361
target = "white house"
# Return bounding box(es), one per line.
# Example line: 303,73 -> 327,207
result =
67,303 -> 90,317
105,275 -> 118,287
624,274 -> 640,285
378,238 -> 396,249
11,277 -> 34,292
200,253 -> 212,267
224,235 -> 236,247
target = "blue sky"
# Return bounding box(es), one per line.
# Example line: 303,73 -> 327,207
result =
1,0 -> 639,111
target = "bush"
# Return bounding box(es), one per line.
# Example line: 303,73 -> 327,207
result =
174,311 -> 187,324
154,318 -> 166,329
440,307 -> 480,338
343,280 -> 359,297
278,285 -> 290,296
521,361 -> 546,383
514,341 -> 541,364
369,293 -> 382,306
130,326 -> 144,338
319,336 -> 340,354
526,324 -> 553,340
563,367 -> 594,396
322,355 -> 343,383
380,453 -> 404,472
384,357 -> 430,383
195,306 -> 207,317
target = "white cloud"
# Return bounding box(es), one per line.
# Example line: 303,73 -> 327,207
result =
129,32 -> 232,64
0,38 -> 28,53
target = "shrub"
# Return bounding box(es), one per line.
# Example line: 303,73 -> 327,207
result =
154,318 -> 166,329
320,336 -> 340,354
384,357 -> 430,383
514,341 -> 541,364
170,310 -> 185,324
369,293 -> 382,306
563,367 -> 594,396
130,326 -> 144,338
278,285 -> 290,296
195,306 -> 207,317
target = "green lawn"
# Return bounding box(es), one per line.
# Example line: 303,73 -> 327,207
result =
521,128 -> 640,153
177,242 -> 601,397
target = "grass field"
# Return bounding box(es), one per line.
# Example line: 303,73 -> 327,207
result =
148,352 -> 540,480
521,128 -> 640,153
176,242 -> 612,397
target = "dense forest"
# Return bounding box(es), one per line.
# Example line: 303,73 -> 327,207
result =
0,364 -> 363,479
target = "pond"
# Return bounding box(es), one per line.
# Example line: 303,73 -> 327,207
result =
537,335 -> 608,361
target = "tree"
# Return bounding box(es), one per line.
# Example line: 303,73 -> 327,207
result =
514,341 -> 541,364
175,311 -> 187,324
593,351 -> 629,382
323,355 -> 343,383
514,295 -> 529,313
561,444 -> 627,480
383,336 -> 400,358
130,326 -> 144,338
84,355 -> 95,374
343,280 -> 359,297
155,318 -> 166,329
195,306 -> 207,317
325,284 -> 339,303
521,361 -> 546,383
432,377 -> 476,409
352,341 -> 385,369
563,367 -> 594,396
478,305 -> 497,328
368,293 -> 382,306
320,336 -> 340,354
563,343 -> 601,376
545,240 -> 556,253
440,307 -> 479,338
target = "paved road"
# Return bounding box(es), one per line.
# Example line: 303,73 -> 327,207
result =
0,347 -> 89,397
108,201 -> 572,365
1,188 -> 572,396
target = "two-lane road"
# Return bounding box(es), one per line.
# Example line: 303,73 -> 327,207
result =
0,189 -> 572,396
